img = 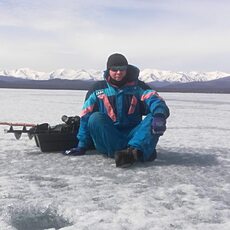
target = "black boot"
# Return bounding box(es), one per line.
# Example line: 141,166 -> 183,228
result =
148,149 -> 157,162
115,147 -> 142,168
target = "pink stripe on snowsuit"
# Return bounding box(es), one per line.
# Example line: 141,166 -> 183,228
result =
81,104 -> 95,117
141,91 -> 163,101
128,96 -> 138,114
97,94 -> 117,121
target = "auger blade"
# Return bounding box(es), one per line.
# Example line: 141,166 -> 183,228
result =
28,133 -> 34,140
14,132 -> 22,140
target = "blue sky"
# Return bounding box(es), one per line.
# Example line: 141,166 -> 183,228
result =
0,0 -> 230,72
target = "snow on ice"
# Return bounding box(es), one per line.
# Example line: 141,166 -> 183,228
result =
0,89 -> 229,230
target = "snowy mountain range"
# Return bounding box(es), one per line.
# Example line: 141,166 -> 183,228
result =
0,68 -> 230,93
0,68 -> 229,83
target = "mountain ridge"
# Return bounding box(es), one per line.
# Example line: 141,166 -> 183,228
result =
1,68 -> 230,93
0,68 -> 229,83
1,75 -> 229,93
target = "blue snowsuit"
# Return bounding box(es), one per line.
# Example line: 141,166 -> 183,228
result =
77,65 -> 170,161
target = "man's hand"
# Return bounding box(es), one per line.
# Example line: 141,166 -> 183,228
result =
63,147 -> 86,156
152,114 -> 167,136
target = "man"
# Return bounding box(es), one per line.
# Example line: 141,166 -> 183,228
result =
64,53 -> 170,167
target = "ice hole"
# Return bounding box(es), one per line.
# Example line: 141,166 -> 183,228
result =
10,206 -> 72,230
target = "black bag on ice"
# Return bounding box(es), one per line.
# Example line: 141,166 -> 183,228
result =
31,115 -> 80,152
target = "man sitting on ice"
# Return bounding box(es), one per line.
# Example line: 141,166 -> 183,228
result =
63,53 -> 170,167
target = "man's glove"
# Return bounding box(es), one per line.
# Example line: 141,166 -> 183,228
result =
63,147 -> 86,156
152,114 -> 167,136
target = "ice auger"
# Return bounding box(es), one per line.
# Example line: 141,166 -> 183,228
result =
0,115 -> 80,152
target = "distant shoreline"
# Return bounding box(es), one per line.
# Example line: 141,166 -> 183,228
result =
1,76 -> 230,94
0,85 -> 229,94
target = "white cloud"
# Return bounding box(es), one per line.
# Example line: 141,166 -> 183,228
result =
0,0 -> 230,71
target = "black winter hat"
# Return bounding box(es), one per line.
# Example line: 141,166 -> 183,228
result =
107,53 -> 128,69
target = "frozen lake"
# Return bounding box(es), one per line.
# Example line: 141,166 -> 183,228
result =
0,88 -> 229,230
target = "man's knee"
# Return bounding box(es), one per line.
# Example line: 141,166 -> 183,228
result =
88,112 -> 111,128
88,112 -> 103,123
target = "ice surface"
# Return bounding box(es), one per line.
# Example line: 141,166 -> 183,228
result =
0,89 -> 229,230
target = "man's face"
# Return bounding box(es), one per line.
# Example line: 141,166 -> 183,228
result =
109,66 -> 127,81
